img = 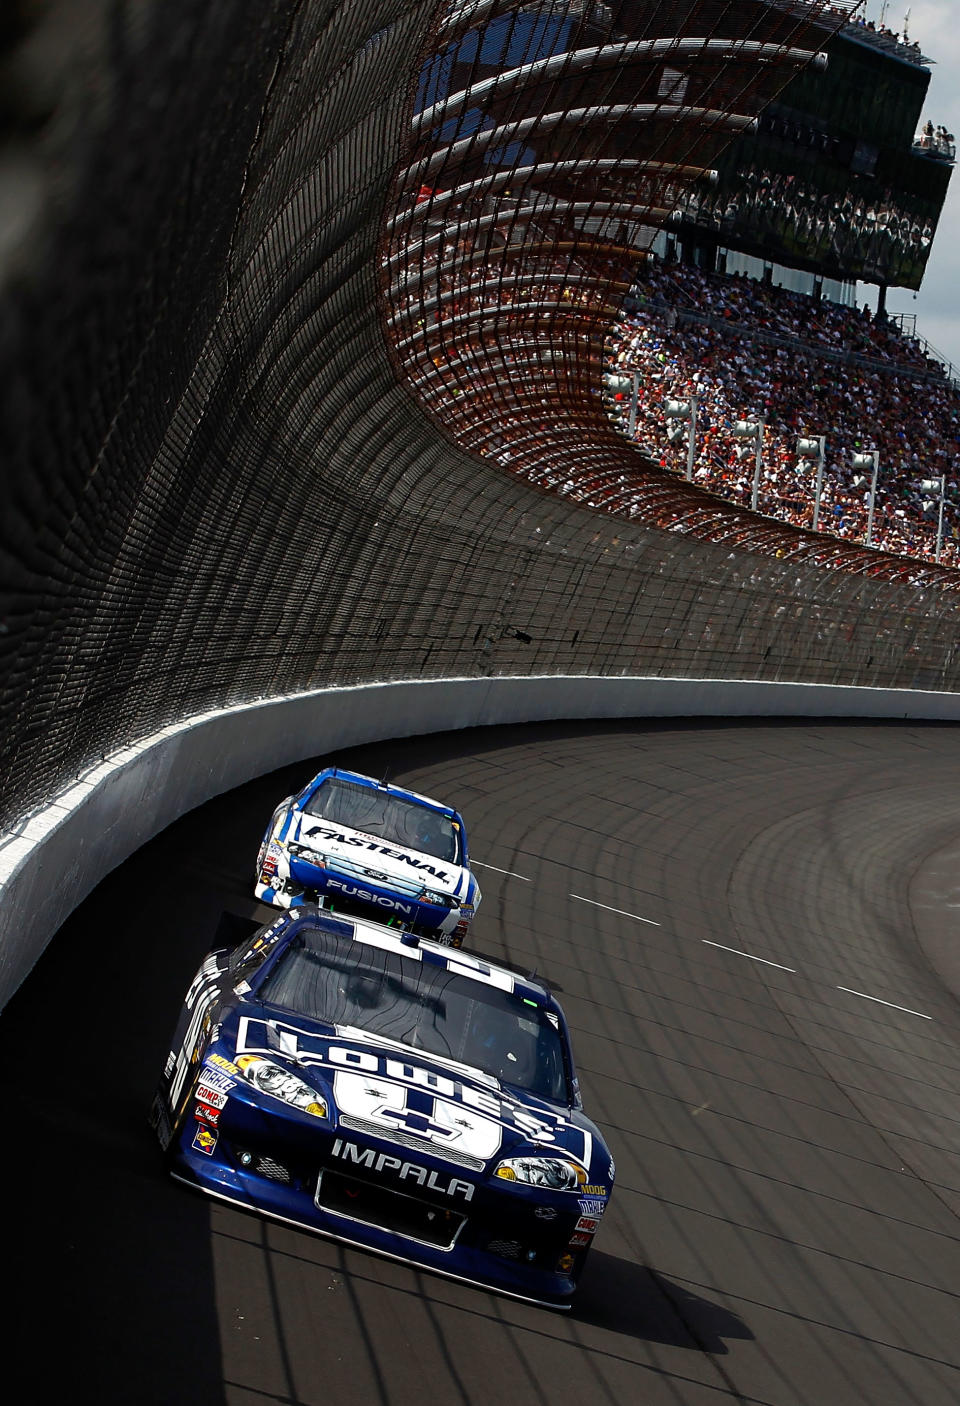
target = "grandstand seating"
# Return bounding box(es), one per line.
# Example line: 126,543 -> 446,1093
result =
605,261 -> 960,566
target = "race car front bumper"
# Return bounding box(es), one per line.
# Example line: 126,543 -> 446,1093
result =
171,1121 -> 587,1308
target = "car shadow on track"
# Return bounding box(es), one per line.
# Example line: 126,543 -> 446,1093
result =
573,1250 -> 753,1352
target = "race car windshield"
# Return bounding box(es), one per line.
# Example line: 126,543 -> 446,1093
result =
302,778 -> 461,864
257,930 -> 569,1102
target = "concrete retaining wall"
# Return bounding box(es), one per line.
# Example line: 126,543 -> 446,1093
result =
2,674 -> 958,1007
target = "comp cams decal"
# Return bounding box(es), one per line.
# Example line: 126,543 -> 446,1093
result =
195,1083 -> 228,1111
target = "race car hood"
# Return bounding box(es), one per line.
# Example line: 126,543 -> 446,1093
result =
218,1006 -> 601,1178
290,811 -> 469,899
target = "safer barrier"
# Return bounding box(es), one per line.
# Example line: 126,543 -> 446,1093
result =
4,671 -> 960,1008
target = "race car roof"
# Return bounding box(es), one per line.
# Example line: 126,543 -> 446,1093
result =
286,906 -> 550,1006
305,766 -> 462,819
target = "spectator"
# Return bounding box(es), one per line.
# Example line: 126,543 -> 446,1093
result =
605,259 -> 960,566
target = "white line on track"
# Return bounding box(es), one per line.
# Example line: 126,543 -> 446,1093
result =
473,862 -> 530,881
701,940 -> 797,973
836,987 -> 932,1020
570,895 -> 660,925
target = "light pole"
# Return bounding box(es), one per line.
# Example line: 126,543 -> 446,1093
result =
665,394 -> 699,480
798,435 -> 826,531
627,370 -> 640,439
852,449 -> 879,546
733,419 -> 765,510
602,369 -> 635,436
920,476 -> 947,562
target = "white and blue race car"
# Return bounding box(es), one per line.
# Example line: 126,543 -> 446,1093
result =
255,768 -> 481,946
151,905 -> 615,1308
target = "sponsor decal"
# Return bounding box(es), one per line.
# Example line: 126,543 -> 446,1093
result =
184,953 -> 224,1011
325,879 -> 415,917
575,1216 -> 599,1233
578,1197 -> 607,1218
236,1016 -> 581,1151
195,1083 -> 228,1111
168,953 -> 227,1108
534,1207 -> 557,1221
199,1066 -> 235,1095
194,1104 -> 220,1128
568,1231 -> 593,1248
331,1139 -> 475,1201
192,1125 -> 218,1156
608,1159 -> 616,1180
581,1184 -> 607,1197
206,1053 -> 240,1076
301,825 -> 451,883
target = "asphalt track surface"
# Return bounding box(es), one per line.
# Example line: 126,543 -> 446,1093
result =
7,719 -> 960,1406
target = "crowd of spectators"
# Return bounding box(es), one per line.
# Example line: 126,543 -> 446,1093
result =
605,259 -> 960,566
914,120 -> 956,163
388,178 -> 960,574
841,7 -> 925,63
677,170 -> 935,289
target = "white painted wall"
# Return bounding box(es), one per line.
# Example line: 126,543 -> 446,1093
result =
3,673 -> 959,1007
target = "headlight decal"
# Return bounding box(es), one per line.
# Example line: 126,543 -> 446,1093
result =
289,843 -> 327,868
493,1155 -> 587,1191
235,1054 -> 328,1118
417,889 -> 447,906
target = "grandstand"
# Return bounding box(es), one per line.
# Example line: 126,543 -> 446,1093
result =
585,1 -> 959,567
604,259 -> 960,565
388,0 -> 957,581
7,0 -> 960,844
666,9 -> 952,300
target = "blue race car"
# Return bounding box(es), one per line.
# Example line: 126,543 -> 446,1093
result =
255,768 -> 481,946
151,906 -> 615,1308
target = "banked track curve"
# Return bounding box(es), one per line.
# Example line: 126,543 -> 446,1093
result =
6,719 -> 960,1406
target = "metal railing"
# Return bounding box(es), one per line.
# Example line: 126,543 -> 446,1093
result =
638,299 -> 960,389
